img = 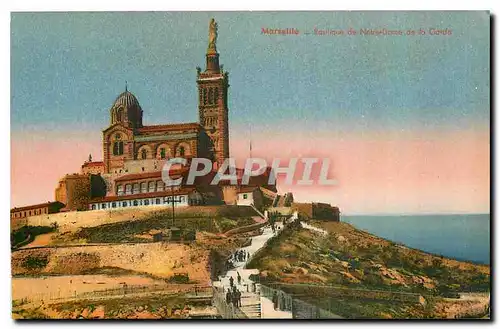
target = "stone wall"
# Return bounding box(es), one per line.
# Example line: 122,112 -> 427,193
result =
11,205 -> 257,233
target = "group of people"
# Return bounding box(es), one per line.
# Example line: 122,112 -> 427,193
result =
225,286 -> 242,307
232,249 -> 250,263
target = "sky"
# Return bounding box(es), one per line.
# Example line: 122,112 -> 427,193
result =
11,11 -> 490,214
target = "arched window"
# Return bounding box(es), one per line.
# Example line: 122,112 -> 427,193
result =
141,148 -> 147,159
179,146 -> 185,157
116,109 -> 123,122
156,180 -> 164,192
117,184 -> 124,196
148,181 -> 156,193
203,88 -> 207,105
214,87 -> 219,103
208,88 -> 213,104
125,184 -> 132,195
160,148 -> 166,159
133,183 -> 140,194
140,182 -> 147,193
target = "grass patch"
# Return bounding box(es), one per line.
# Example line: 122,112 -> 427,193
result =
11,225 -> 55,249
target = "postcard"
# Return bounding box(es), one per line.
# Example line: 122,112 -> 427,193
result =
10,11 -> 490,319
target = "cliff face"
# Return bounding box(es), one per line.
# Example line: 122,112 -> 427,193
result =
12,242 -> 212,284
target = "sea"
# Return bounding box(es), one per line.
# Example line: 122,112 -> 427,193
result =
341,214 -> 490,265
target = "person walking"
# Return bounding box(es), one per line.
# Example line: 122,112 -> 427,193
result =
272,291 -> 278,310
226,290 -> 232,305
229,276 -> 234,288
236,289 -> 242,307
237,272 -> 242,285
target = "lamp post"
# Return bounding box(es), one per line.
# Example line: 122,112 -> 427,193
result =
171,185 -> 175,227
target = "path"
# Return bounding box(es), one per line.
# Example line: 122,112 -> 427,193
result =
212,220 -> 293,319
300,222 -> 328,236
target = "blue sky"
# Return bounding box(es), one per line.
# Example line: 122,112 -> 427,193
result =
11,11 -> 489,133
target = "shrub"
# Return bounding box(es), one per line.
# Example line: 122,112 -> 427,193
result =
169,273 -> 189,284
23,255 -> 49,270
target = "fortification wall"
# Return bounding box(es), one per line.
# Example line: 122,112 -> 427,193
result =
11,205 -> 257,233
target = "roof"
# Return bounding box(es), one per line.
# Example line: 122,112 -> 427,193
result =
89,188 -> 197,203
11,201 -> 65,213
113,91 -> 140,109
114,169 -> 188,183
137,122 -> 201,134
237,186 -> 260,194
82,161 -> 105,168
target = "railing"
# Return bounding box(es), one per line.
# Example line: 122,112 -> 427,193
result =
212,286 -> 248,319
15,284 -> 213,305
260,284 -> 342,319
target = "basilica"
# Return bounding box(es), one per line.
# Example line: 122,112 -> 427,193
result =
50,19 -> 276,213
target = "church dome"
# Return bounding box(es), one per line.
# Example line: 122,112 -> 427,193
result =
113,90 -> 140,109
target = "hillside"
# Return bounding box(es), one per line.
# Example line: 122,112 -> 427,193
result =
247,220 -> 490,319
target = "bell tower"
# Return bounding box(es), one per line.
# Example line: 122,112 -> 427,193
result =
197,18 -> 230,166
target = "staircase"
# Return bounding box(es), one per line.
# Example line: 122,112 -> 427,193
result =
240,292 -> 262,318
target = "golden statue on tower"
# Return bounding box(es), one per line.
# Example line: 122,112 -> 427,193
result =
208,18 -> 218,52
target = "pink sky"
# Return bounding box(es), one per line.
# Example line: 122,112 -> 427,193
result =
11,126 -> 489,214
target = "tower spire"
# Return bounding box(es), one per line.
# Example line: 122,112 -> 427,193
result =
125,80 -> 128,92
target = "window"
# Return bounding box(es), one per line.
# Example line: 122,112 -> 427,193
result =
112,202 -> 116,208
203,88 -> 207,105
208,88 -> 213,104
117,185 -> 124,196
113,141 -> 124,156
133,200 -> 138,206
133,183 -> 140,194
141,149 -> 147,159
122,201 -> 128,207
156,198 -> 161,205
116,109 -> 123,122
102,203 -> 107,209
125,184 -> 132,195
148,181 -> 156,193
180,196 -> 185,203
243,194 -> 248,200
141,182 -> 147,193
179,146 -> 185,157
214,87 -> 219,103
156,180 -> 164,192
160,148 -> 166,159
91,204 -> 96,210
144,199 -> 150,206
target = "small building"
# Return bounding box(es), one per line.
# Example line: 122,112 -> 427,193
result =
87,187 -> 203,211
236,186 -> 264,208
10,201 -> 65,220
291,202 -> 340,221
81,160 -> 105,175
55,173 -> 92,211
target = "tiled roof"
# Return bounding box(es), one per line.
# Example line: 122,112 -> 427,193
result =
11,201 -> 64,213
114,169 -> 188,183
137,123 -> 201,133
89,188 -> 196,203
82,161 -> 105,167
237,186 -> 260,194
